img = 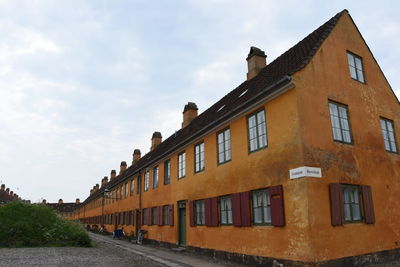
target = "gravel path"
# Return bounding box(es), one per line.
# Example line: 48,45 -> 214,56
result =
0,242 -> 165,267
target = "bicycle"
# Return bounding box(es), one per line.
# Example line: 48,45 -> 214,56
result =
136,229 -> 147,245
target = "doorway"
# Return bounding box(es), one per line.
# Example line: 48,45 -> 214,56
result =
178,201 -> 187,246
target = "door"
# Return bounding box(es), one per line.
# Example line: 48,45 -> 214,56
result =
178,201 -> 187,246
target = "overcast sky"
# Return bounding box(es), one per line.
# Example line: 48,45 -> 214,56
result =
0,1 -> 398,203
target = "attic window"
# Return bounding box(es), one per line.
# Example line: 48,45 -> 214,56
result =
217,105 -> 225,112
239,89 -> 248,97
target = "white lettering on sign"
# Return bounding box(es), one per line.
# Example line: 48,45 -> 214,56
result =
289,166 -> 322,179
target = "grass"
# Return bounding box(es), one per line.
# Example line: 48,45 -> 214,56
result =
0,202 -> 91,247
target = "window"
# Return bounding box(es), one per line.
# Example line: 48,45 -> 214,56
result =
217,128 -> 231,164
142,208 -> 148,225
164,160 -> 171,185
252,189 -> 271,224
119,186 -> 123,200
163,205 -> 169,225
329,101 -> 352,144
130,179 -> 134,196
194,142 -> 205,173
220,196 -> 232,225
347,52 -> 365,83
343,185 -> 361,222
152,207 -> 158,225
153,166 -> 159,188
125,183 -> 129,198
329,184 -> 375,226
144,171 -> 149,192
248,109 -> 267,152
178,152 -> 186,179
195,200 -> 205,225
380,118 -> 398,153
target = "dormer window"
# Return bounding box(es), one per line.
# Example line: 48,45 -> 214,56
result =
347,52 -> 365,83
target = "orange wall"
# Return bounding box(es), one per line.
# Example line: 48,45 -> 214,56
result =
77,12 -> 400,263
293,13 -> 400,262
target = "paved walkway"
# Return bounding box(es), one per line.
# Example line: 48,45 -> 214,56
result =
89,232 -> 243,267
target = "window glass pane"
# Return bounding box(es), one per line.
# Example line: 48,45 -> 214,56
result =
225,149 -> 231,161
349,66 -> 357,79
342,130 -> 351,143
250,139 -> 257,151
387,121 -> 394,132
248,116 -> 256,128
218,133 -> 223,144
347,53 -> 355,67
391,142 -> 397,152
352,204 -> 361,220
225,129 -> 230,140
355,57 -> 362,69
357,69 -> 364,83
338,107 -> 347,119
344,203 -> 351,221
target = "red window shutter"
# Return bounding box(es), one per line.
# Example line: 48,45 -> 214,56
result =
142,209 -> 145,225
361,185 -> 375,224
168,204 -> 174,226
210,197 -> 219,226
205,198 -> 212,226
329,183 -> 344,226
148,208 -> 153,226
240,191 -> 251,227
232,193 -> 242,227
270,185 -> 285,227
158,206 -> 163,226
189,201 -> 196,227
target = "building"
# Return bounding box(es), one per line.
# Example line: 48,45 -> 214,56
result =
75,10 -> 400,266
44,198 -> 81,220
0,184 -> 23,205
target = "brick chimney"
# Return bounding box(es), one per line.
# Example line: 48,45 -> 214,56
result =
110,170 -> 117,180
5,188 -> 9,194
119,161 -> 127,174
58,199 -> 63,204
10,191 -> 13,196
182,102 -> 198,128
76,198 -> 80,204
132,149 -> 141,165
0,184 -> 5,191
101,176 -> 108,187
90,189 -> 93,195
246,46 -> 267,80
42,199 -> 47,204
95,184 -> 99,192
151,132 -> 162,151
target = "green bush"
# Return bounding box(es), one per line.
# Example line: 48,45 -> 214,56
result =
0,202 -> 91,247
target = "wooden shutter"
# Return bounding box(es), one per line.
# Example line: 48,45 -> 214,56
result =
240,191 -> 251,226
168,204 -> 174,226
270,185 -> 285,227
205,198 -> 212,226
189,201 -> 196,227
210,197 -> 219,226
142,209 -> 145,225
361,185 -> 375,224
329,183 -> 344,226
148,208 -> 153,226
232,193 -> 242,227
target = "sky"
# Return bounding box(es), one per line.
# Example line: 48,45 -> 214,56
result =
0,1 -> 398,203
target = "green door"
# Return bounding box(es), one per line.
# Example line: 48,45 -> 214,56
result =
178,201 -> 187,246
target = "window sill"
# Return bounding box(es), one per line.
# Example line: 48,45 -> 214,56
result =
248,145 -> 268,155
217,159 -> 232,166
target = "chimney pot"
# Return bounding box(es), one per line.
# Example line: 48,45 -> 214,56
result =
76,198 -> 80,204
182,102 -> 198,128
6,188 -> 9,194
101,176 -> 108,187
9,191 -> 13,196
119,161 -> 127,174
42,199 -> 47,204
111,170 -> 117,179
0,184 -> 5,190
58,199 -> 63,204
150,132 -> 162,151
132,149 -> 141,165
246,46 -> 267,80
